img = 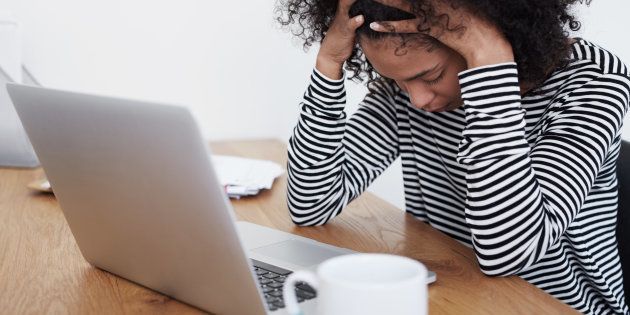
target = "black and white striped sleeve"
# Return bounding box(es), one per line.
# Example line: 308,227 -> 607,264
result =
457,62 -> 630,276
287,68 -> 400,226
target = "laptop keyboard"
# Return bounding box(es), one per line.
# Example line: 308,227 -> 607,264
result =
251,259 -> 317,311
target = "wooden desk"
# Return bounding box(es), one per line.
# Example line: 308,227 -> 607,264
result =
0,139 -> 577,314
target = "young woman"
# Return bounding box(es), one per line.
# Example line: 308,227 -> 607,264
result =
277,0 -> 630,313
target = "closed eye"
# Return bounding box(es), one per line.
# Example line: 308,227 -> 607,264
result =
425,72 -> 444,86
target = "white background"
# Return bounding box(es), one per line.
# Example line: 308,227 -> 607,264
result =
1,0 -> 628,209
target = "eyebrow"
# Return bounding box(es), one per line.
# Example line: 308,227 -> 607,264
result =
403,64 -> 439,81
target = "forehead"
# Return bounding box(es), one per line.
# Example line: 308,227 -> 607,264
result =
360,37 -> 446,81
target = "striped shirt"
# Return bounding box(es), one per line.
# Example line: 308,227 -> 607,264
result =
287,39 -> 630,314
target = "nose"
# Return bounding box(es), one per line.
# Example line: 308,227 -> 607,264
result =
408,86 -> 436,110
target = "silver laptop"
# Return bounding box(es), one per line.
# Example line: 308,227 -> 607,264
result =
7,83 -> 436,315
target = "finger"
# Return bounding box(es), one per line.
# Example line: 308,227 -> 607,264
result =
346,15 -> 364,33
338,0 -> 357,14
370,19 -> 423,34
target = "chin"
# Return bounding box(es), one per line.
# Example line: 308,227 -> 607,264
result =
441,102 -> 463,112
413,101 -> 462,112
423,108 -> 444,113
421,103 -> 451,112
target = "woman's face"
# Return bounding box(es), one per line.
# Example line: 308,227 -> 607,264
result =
360,37 -> 467,112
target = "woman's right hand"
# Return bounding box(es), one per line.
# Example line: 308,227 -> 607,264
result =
316,0 -> 364,80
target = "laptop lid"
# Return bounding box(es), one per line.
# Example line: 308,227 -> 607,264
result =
7,83 -> 268,315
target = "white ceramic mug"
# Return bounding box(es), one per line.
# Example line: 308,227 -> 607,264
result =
282,253 -> 428,315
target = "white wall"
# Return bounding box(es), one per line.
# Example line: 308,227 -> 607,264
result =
1,0 -> 629,210
0,0 -> 320,141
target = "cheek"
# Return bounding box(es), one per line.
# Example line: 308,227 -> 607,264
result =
449,57 -> 467,95
442,75 -> 461,96
437,70 -> 463,100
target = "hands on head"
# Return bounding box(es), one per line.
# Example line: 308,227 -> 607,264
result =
316,0 -> 365,80
317,0 -> 514,79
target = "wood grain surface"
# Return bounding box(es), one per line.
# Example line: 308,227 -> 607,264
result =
0,139 -> 578,314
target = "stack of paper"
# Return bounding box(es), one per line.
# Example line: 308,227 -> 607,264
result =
211,155 -> 284,199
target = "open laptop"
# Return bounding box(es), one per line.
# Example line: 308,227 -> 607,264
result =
7,83 -> 436,315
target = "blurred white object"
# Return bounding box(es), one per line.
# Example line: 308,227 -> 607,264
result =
27,178 -> 52,193
0,12 -> 39,168
211,155 -> 284,198
0,12 -> 21,83
0,65 -> 40,167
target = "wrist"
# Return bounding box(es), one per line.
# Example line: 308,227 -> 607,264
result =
465,42 -> 515,69
316,54 -> 345,80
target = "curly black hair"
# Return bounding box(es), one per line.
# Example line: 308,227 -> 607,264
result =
276,0 -> 591,87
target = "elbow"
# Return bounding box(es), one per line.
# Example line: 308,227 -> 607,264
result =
470,230 -> 545,277
287,202 -> 330,227
473,246 -> 531,277
289,213 -> 328,227
286,189 -> 345,227
289,212 -> 319,227
478,265 -> 514,277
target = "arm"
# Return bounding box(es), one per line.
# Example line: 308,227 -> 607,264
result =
288,70 -> 400,226
457,63 -> 630,275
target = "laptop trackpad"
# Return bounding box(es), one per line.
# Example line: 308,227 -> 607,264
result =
251,239 -> 345,267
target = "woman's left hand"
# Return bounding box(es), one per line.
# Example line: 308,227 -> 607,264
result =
369,2 -> 515,69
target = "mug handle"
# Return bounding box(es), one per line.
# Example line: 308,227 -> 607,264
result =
283,270 -> 319,315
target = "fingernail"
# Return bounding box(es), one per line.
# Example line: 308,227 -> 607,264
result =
355,15 -> 364,23
369,22 -> 380,30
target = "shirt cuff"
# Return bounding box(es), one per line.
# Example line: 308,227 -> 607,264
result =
456,62 -> 527,165
458,62 -> 518,79
458,62 -> 521,116
304,68 -> 347,113
313,67 -> 346,84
